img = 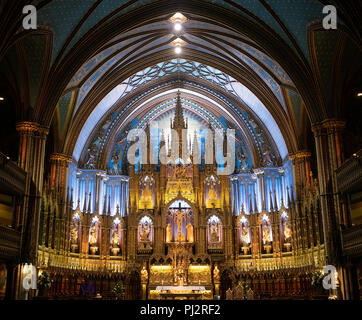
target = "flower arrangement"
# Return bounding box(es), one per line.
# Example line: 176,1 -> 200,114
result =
37,272 -> 51,289
311,270 -> 325,288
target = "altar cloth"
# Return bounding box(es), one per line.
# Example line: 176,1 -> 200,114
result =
155,286 -> 206,291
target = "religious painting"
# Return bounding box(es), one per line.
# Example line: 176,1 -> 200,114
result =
138,216 -> 153,250
205,175 -> 220,208
165,159 -> 194,202
139,175 -> 155,209
166,200 -> 193,243
207,215 -> 222,249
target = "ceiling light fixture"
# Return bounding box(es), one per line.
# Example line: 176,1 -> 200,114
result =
170,38 -> 187,47
169,12 -> 188,24
175,46 -> 182,54
174,22 -> 182,32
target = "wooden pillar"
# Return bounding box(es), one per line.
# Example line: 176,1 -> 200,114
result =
49,153 -> 72,253
16,122 -> 49,264
312,119 -> 345,266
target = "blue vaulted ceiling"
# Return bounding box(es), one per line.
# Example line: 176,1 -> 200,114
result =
3,0 -> 357,164
35,0 -> 325,64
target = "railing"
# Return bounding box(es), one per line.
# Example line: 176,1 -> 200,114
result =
342,224 -> 362,256
336,150 -> 362,193
0,225 -> 21,260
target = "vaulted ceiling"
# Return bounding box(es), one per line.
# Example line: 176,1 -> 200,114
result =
0,0 -> 360,163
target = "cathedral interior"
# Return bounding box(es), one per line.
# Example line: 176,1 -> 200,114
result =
0,0 -> 361,301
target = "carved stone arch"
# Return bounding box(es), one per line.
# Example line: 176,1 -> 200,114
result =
257,211 -> 272,225
93,79 -> 268,170
163,195 -> 198,227
205,210 -> 225,225
136,212 -> 154,225
236,213 -> 250,227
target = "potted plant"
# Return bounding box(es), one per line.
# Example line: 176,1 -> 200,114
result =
37,272 -> 51,297
113,281 -> 125,300
311,270 -> 326,294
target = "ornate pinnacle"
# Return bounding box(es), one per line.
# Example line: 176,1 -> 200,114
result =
172,91 -> 187,130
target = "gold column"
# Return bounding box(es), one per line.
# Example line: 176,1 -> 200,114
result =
16,121 -> 49,264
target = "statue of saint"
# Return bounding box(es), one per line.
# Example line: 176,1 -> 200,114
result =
71,225 -> 78,244
85,148 -> 96,169
241,225 -> 250,246
166,223 -> 172,242
140,223 -> 150,242
262,146 -> 273,167
186,223 -> 194,243
111,151 -> 121,175
112,230 -> 119,247
284,222 -> 292,242
141,184 -> 153,204
208,185 -> 217,200
263,224 -> 271,244
89,225 -> 97,245
213,264 -> 220,282
210,223 -> 219,243
141,265 -> 148,283
176,210 -> 185,241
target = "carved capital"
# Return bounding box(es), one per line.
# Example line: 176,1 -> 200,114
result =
312,119 -> 345,136
16,121 -> 49,136
289,150 -> 311,161
50,153 -> 72,164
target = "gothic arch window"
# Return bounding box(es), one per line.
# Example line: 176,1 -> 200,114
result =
138,216 -> 153,251
89,216 -> 100,255
261,214 -> 273,254
207,215 -> 223,249
239,215 -> 251,255
280,211 -> 292,252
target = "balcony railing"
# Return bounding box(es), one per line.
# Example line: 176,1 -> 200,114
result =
342,224 -> 362,257
0,225 -> 21,260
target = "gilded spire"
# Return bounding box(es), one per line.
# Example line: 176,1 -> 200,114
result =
171,91 -> 187,130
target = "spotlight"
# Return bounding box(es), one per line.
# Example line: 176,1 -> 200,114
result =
174,22 -> 182,32
175,46 -> 182,54
357,92 -> 362,97
0,97 -> 4,101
